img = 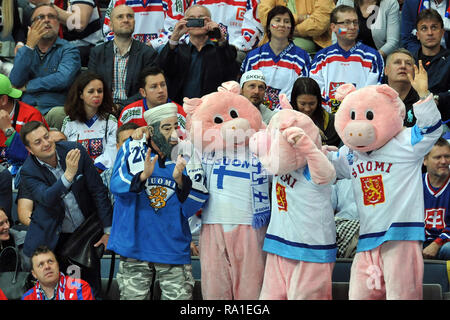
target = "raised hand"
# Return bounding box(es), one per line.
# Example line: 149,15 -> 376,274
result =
26,19 -> 48,49
407,60 -> 430,98
64,149 -> 81,183
131,126 -> 150,140
282,127 -> 305,145
0,110 -> 12,133
140,149 -> 158,182
172,154 -> 187,188
170,18 -> 189,43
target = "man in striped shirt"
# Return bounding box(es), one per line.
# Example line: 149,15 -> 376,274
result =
88,4 -> 158,112
310,5 -> 384,113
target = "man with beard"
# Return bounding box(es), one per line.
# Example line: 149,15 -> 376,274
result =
108,103 -> 208,300
9,3 -> 81,130
88,4 -> 158,113
239,70 -> 276,125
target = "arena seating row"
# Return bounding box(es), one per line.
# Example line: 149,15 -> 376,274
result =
100,255 -> 450,300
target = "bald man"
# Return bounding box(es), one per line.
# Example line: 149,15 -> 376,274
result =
88,4 -> 158,112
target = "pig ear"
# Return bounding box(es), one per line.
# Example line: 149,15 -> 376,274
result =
376,84 -> 399,100
335,84 -> 356,101
279,94 -> 293,110
183,97 -> 203,115
218,81 -> 241,94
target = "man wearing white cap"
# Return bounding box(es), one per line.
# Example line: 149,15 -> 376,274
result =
240,70 -> 277,125
108,102 -> 209,300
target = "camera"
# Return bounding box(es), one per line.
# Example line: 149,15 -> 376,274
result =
207,27 -> 222,39
186,18 -> 204,28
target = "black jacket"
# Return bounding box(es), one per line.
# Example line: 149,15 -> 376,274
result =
413,47 -> 450,122
157,40 -> 239,104
88,39 -> 157,107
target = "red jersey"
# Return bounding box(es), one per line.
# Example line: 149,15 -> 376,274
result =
22,273 -> 94,300
118,99 -> 187,139
0,101 -> 49,163
0,288 -> 7,300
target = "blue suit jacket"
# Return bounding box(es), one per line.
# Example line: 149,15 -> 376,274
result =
20,141 -> 113,257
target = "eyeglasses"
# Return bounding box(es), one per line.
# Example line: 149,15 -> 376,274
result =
335,20 -> 359,27
32,14 -> 58,23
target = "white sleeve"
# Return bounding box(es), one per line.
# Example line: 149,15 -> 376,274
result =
328,146 -> 352,180
94,116 -> 118,170
409,94 -> 443,157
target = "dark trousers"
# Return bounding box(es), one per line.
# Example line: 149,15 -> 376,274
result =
55,233 -> 102,299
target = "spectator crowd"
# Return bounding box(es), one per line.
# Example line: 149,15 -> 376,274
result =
0,0 -> 449,301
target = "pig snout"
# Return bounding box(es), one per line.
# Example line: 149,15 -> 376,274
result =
221,118 -> 251,137
343,121 -> 376,147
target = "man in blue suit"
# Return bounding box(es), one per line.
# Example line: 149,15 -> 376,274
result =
19,121 -> 113,299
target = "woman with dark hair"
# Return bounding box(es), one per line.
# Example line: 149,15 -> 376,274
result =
257,0 -> 335,55
61,71 -> 118,172
240,6 -> 310,110
291,77 -> 341,147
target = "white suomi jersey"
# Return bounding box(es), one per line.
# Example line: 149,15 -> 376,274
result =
263,166 -> 337,263
330,96 -> 442,252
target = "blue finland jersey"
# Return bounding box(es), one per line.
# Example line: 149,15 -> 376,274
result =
108,137 -> 208,264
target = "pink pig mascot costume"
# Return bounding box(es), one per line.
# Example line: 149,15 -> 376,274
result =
183,81 -> 269,300
250,94 -> 337,300
330,71 -> 442,299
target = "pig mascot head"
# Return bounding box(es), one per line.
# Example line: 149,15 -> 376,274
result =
334,84 -> 406,153
183,81 -> 265,153
249,94 -> 326,178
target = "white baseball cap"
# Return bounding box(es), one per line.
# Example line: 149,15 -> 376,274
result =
240,70 -> 266,88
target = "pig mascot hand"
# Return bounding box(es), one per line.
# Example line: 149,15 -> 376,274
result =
250,94 -> 335,185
